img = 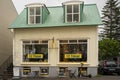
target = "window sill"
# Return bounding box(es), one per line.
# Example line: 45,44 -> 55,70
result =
21,62 -> 50,65
57,62 -> 89,65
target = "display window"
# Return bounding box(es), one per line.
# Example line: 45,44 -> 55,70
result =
78,67 -> 87,76
40,67 -> 49,75
59,40 -> 87,62
23,40 -> 48,62
23,67 -> 31,75
59,67 -> 68,76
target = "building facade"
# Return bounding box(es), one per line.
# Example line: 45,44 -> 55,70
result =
10,0 -> 102,78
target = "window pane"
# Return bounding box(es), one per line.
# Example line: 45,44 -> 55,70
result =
59,67 -> 68,76
23,67 -> 31,75
23,41 -> 30,43
59,40 -> 87,62
36,16 -> 40,23
60,40 -> 68,43
23,43 -> 48,62
40,40 -> 48,43
32,40 -> 39,43
69,40 -> 77,43
73,5 -> 79,13
67,14 -> 72,22
67,5 -> 72,13
30,16 -> 34,24
36,7 -> 41,15
30,8 -> 34,15
40,67 -> 49,75
73,14 -> 79,22
78,40 -> 87,42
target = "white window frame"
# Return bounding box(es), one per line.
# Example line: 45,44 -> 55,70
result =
28,7 -> 42,24
65,4 -> 80,23
59,39 -> 87,63
22,40 -> 49,63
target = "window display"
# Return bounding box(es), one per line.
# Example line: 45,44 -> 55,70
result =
23,40 -> 48,62
23,67 -> 31,75
59,67 -> 68,76
59,40 -> 87,62
40,67 -> 49,75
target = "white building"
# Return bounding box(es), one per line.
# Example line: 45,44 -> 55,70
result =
10,0 -> 102,78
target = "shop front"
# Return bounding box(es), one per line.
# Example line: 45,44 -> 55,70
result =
16,39 -> 90,77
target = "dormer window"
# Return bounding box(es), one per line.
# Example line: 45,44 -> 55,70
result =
63,0 -> 84,23
28,7 -> 41,24
26,3 -> 50,24
66,4 -> 79,22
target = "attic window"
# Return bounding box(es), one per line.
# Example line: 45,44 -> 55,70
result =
66,4 -> 80,22
28,7 -> 41,24
63,0 -> 84,23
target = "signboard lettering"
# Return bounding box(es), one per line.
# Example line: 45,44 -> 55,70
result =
64,54 -> 82,58
27,54 -> 43,58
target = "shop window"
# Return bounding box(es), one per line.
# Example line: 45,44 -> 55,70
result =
28,7 -> 41,24
23,67 -> 31,75
40,67 -> 49,75
59,67 -> 68,77
66,4 -> 80,23
59,40 -> 87,62
78,67 -> 87,77
23,40 -> 48,62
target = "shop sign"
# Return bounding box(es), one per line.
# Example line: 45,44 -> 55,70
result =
64,54 -> 82,58
27,54 -> 43,58
23,69 -> 31,72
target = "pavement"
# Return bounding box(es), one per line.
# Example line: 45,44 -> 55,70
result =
6,75 -> 119,80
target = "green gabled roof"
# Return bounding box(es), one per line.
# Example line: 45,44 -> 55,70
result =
9,4 -> 102,29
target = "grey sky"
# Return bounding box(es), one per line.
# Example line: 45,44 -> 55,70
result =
12,0 -> 106,15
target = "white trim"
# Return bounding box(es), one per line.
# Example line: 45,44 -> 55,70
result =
57,37 -> 90,40
58,62 -> 89,65
28,7 -> 42,24
87,39 -> 90,63
21,40 -> 49,64
48,41 -> 50,64
65,4 -> 80,23
13,29 -> 15,66
57,40 -> 60,64
58,39 -> 88,63
25,3 -> 44,7
21,40 -> 23,64
62,0 -> 84,5
21,62 -> 50,65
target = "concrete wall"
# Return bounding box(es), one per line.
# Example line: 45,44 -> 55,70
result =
0,0 -> 17,65
13,26 -> 98,68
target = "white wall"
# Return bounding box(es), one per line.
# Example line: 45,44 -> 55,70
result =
13,26 -> 98,67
